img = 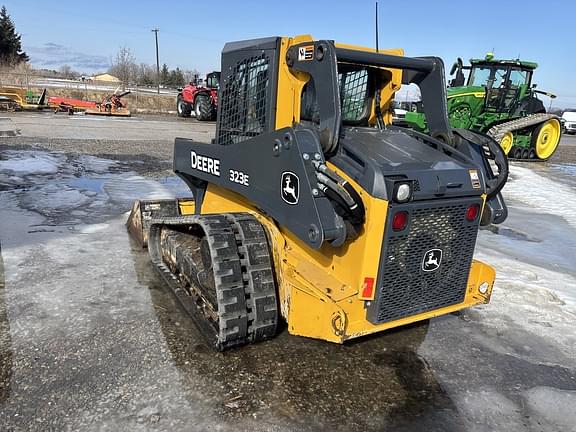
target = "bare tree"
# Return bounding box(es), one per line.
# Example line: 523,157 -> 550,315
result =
59,64 -> 74,79
183,68 -> 201,84
137,63 -> 155,86
109,46 -> 137,86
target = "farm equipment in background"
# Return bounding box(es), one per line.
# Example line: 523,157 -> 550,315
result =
392,100 -> 421,127
405,54 -> 561,161
127,35 -> 508,350
0,87 -> 47,111
177,71 -> 220,121
48,96 -> 97,113
0,96 -> 21,112
85,91 -> 131,117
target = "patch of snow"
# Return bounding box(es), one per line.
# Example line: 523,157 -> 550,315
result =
103,175 -> 189,204
451,389 -> 525,432
0,152 -> 62,175
477,206 -> 576,278
503,166 -> 576,227
522,386 -> 576,432
75,223 -> 111,234
475,246 -> 576,362
19,184 -> 92,214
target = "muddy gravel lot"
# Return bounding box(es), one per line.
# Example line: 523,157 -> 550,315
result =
1,112 -> 576,432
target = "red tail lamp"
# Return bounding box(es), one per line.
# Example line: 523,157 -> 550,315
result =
392,211 -> 409,231
361,277 -> 375,299
466,204 -> 480,222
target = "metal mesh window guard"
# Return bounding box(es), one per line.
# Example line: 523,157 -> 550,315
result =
218,55 -> 269,145
300,68 -> 369,125
339,70 -> 368,122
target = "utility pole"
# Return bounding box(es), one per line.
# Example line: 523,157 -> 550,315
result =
152,28 -> 160,94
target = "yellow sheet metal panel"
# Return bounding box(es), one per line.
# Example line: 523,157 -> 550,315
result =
275,36 -> 405,129
275,35 -> 313,130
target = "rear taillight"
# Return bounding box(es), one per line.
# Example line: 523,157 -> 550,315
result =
361,277 -> 375,299
466,204 -> 480,222
392,211 -> 408,231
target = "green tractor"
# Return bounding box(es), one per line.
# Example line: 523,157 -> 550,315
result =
405,54 -> 562,160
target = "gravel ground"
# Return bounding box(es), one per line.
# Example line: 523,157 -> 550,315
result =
0,112 -> 216,176
0,112 -> 573,165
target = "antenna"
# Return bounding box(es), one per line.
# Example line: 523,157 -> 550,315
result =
375,1 -> 379,53
374,1 -> 384,130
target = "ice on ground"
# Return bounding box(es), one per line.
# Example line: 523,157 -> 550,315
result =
522,386 -> 576,432
451,389 -> 525,432
103,175 -> 190,203
1,150 -> 190,224
19,184 -> 92,215
72,155 -> 120,174
477,207 -> 576,278
0,151 -> 61,175
475,240 -> 576,363
76,223 -> 111,234
503,165 -> 576,227
473,163 -> 576,364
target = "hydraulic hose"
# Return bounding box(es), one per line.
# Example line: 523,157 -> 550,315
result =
314,162 -> 365,226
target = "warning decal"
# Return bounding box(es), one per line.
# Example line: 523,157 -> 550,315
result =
298,45 -> 314,61
469,170 -> 481,189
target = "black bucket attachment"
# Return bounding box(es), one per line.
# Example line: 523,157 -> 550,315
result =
126,199 -> 181,247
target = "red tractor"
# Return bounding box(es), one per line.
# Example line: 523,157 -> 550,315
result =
177,71 -> 220,121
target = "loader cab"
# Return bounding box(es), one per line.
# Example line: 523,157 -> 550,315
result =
301,64 -> 382,127
205,71 -> 221,89
466,60 -> 535,113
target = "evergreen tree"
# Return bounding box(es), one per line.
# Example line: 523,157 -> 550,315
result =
160,63 -> 169,86
168,67 -> 185,88
0,6 -> 28,65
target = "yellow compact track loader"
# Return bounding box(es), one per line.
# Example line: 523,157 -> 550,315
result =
128,35 -> 509,350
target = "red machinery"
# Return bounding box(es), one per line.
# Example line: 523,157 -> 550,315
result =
85,91 -> 131,117
177,71 -> 219,121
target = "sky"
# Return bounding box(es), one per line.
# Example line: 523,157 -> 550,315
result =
2,0 -> 575,107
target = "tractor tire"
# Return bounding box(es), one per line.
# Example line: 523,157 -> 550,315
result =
194,95 -> 213,121
499,131 -> 514,155
177,95 -> 192,118
531,118 -> 561,160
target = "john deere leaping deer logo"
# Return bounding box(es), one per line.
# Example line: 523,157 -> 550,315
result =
281,172 -> 299,205
422,248 -> 443,272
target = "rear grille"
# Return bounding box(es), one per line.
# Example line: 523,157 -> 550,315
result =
367,198 -> 481,324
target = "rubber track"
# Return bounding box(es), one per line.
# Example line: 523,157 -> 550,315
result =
148,213 -> 277,350
486,113 -> 560,161
226,214 -> 278,343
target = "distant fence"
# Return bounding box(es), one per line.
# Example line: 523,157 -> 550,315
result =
0,72 -> 179,113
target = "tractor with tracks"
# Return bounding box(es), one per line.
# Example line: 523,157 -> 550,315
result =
405,54 -> 562,161
128,35 -> 509,350
177,71 -> 220,121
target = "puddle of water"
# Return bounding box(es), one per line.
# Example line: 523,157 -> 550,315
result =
69,177 -> 105,193
1,150 -> 190,226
